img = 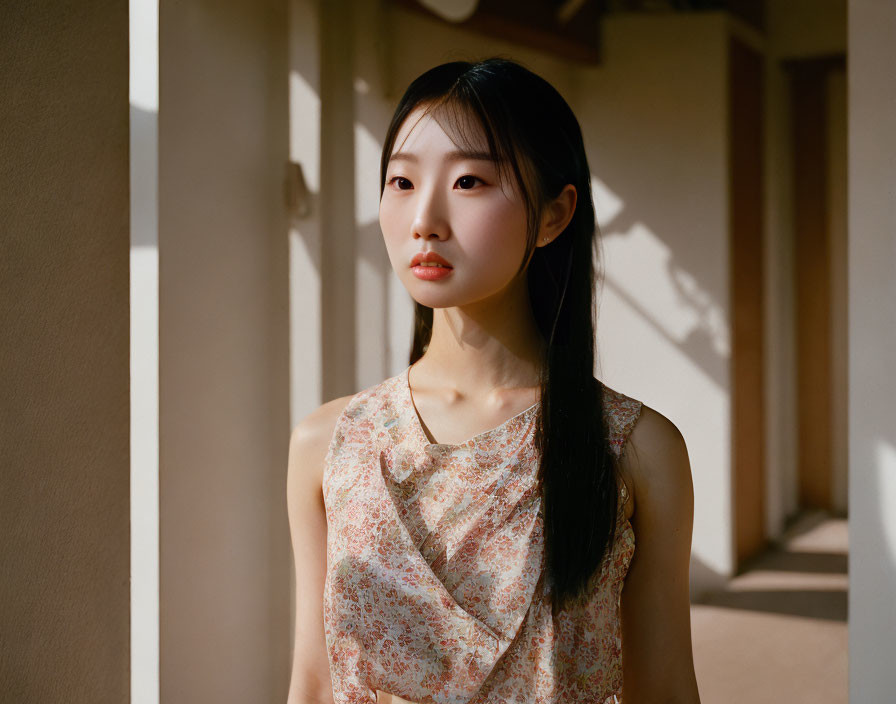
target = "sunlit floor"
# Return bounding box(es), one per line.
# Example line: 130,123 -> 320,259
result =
690,511 -> 848,704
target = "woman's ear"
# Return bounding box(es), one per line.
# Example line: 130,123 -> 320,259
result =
537,184 -> 577,247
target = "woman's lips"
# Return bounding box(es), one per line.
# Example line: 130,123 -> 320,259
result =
410,251 -> 452,267
411,264 -> 453,281
410,251 -> 453,281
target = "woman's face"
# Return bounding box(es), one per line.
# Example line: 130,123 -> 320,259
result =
379,104 -> 531,310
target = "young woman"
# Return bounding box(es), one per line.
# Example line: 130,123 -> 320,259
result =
287,58 -> 701,704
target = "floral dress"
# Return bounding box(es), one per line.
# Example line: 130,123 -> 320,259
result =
322,366 -> 643,703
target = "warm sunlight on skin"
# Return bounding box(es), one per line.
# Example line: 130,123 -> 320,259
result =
378,104 -> 532,312
377,103 -> 575,398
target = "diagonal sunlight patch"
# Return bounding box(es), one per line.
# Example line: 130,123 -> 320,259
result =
601,223 -> 730,358
355,121 -> 383,227
878,439 -> 896,567
591,174 -> 625,227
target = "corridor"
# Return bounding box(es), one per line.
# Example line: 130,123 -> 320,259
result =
691,512 -> 848,703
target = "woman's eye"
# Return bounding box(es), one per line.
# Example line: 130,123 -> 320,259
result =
387,175 -> 483,190
388,176 -> 412,190
456,175 -> 482,190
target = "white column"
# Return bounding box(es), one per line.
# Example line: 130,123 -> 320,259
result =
129,0 -> 160,701
848,0 -> 896,698
288,0 -> 324,423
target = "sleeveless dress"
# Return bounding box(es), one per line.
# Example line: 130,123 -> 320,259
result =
322,366 -> 643,704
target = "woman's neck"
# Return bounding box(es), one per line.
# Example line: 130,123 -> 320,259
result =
415,273 -> 545,397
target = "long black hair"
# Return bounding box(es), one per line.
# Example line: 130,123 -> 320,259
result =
379,57 -> 617,615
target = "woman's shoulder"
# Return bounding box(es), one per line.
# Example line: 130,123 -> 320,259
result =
292,395 -> 354,446
289,370 -> 408,470
289,395 -> 357,490
616,398 -> 693,525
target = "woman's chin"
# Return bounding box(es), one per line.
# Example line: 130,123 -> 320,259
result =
404,282 -> 465,310
408,295 -> 455,309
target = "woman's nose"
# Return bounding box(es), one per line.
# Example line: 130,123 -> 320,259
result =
411,187 -> 449,240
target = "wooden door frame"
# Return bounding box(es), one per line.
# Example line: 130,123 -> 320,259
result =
730,35 -> 767,566
783,53 -> 846,512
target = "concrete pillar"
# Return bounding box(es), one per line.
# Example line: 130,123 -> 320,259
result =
0,2 -> 131,700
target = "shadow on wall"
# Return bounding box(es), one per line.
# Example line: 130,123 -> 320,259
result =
131,104 -> 158,249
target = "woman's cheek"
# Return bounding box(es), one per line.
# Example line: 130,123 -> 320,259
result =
462,206 -> 527,261
379,209 -> 406,268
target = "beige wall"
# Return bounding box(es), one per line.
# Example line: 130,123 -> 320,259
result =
159,0 -> 291,701
848,0 -> 896,696
0,1 -> 131,700
579,13 -> 732,590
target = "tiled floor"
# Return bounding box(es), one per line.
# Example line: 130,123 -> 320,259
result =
690,511 -> 848,703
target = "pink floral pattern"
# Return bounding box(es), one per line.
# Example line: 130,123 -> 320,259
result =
322,366 -> 643,703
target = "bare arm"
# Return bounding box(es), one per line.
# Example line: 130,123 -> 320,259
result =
619,405 -> 701,703
286,395 -> 354,704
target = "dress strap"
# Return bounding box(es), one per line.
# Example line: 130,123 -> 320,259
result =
601,383 -> 643,461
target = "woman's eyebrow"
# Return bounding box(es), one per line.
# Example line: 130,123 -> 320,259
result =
388,149 -> 496,164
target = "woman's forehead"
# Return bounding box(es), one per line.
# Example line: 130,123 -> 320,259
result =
391,102 -> 490,159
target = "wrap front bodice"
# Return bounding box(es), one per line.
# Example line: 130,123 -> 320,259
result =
322,367 -> 643,703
